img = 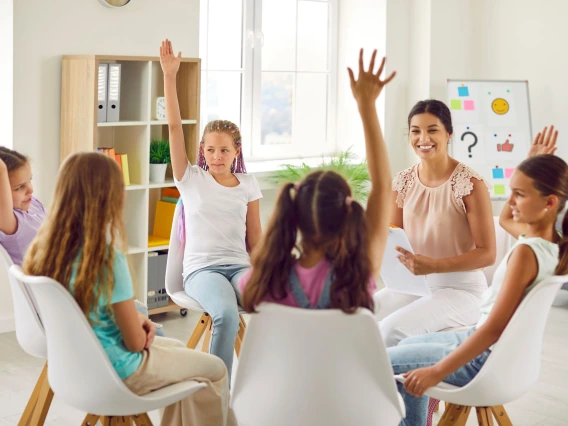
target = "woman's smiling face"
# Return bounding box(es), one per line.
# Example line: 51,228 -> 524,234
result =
409,113 -> 451,160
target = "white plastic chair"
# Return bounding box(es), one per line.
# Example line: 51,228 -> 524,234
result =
2,245 -> 54,426
10,265 -> 206,425
231,303 -> 406,426
165,202 -> 247,354
396,273 -> 568,426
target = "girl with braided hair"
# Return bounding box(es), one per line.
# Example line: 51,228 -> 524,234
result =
161,39 -> 262,382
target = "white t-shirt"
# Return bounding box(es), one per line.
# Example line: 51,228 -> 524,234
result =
174,164 -> 263,279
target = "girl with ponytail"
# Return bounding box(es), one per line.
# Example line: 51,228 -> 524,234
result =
388,129 -> 568,426
240,48 -> 396,313
160,40 -> 262,383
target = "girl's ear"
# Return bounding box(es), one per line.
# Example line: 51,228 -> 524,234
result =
236,146 -> 242,157
547,194 -> 560,211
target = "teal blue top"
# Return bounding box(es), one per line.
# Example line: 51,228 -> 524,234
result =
70,249 -> 142,379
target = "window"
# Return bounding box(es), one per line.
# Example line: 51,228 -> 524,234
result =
200,0 -> 338,160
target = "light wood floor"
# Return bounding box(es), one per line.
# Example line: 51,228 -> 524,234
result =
0,307 -> 567,425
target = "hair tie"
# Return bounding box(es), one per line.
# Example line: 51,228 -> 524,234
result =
345,196 -> 353,206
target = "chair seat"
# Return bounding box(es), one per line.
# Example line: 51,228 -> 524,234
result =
170,291 -> 247,314
395,374 -> 506,407
59,378 -> 207,417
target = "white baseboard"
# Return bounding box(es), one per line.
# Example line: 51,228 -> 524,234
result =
0,315 -> 15,333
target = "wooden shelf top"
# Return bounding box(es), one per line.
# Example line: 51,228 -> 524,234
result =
63,55 -> 200,63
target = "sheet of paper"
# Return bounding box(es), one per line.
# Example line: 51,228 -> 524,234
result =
380,228 -> 431,297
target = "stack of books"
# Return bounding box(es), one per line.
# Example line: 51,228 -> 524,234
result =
97,147 -> 130,185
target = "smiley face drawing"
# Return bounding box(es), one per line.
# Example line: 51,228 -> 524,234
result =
492,98 -> 509,115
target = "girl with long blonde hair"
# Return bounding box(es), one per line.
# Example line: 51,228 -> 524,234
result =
24,152 -> 236,426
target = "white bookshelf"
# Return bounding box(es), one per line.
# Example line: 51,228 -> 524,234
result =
60,55 -> 200,315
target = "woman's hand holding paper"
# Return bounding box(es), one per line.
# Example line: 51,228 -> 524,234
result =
395,246 -> 438,275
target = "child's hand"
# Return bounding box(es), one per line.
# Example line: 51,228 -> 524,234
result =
160,39 -> 181,77
403,366 -> 445,397
348,49 -> 396,108
528,125 -> 558,158
141,317 -> 156,349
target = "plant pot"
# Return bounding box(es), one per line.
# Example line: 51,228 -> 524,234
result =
149,163 -> 168,183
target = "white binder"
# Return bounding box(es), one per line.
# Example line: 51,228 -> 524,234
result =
106,64 -> 121,122
97,64 -> 108,122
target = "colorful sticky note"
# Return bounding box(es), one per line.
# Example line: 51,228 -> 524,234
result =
458,86 -> 469,97
492,168 -> 504,179
505,168 -> 515,178
450,100 -> 462,110
494,184 -> 506,195
464,100 -> 475,111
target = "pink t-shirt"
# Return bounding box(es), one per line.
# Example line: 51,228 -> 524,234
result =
238,258 -> 377,308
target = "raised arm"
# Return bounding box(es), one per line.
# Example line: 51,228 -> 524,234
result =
0,159 -> 17,235
348,49 -> 396,278
500,125 -> 558,239
160,39 -> 189,181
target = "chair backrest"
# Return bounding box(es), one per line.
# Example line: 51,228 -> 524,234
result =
483,217 -> 512,285
2,248 -> 46,358
9,266 -> 145,414
458,273 -> 568,406
231,303 -> 405,426
165,202 -> 184,296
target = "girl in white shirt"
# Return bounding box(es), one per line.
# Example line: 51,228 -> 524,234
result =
161,39 -> 263,382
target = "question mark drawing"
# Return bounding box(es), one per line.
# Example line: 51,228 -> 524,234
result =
461,131 -> 478,158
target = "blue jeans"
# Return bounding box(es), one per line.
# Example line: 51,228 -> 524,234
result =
387,328 -> 491,426
184,264 -> 248,384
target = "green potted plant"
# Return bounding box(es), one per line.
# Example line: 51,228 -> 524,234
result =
268,148 -> 371,203
149,139 -> 171,183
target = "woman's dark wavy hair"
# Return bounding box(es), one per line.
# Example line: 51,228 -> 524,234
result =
242,170 -> 374,314
517,154 -> 568,275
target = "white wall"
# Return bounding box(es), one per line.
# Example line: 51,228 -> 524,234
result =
0,0 -> 199,332
473,0 -> 568,160
1,0 -> 13,150
336,0 -> 387,161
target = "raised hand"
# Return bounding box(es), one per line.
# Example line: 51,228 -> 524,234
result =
528,125 -> 558,158
347,49 -> 396,107
160,39 -> 181,77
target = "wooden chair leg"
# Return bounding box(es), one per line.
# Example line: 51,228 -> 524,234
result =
238,314 -> 246,340
202,321 -> 212,352
234,333 -> 243,357
476,407 -> 495,426
81,414 -> 101,426
186,313 -> 210,349
101,417 -> 112,426
490,406 -> 513,426
438,403 -> 472,426
28,363 -> 54,426
132,413 -> 153,426
18,362 -> 48,426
